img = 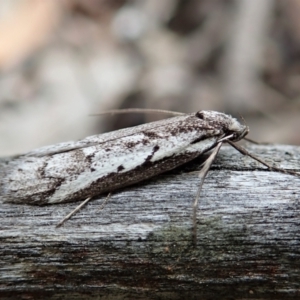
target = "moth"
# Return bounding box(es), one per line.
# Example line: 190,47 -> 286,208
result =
0,110 -> 298,240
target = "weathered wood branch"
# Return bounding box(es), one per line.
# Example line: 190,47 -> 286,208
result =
0,144 -> 300,299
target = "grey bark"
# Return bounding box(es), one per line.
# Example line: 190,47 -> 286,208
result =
0,144 -> 300,300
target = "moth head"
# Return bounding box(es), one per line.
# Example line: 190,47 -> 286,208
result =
195,110 -> 249,141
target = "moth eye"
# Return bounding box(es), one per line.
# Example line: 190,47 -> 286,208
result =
196,111 -> 205,119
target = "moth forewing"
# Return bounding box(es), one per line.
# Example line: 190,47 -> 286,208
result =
2,111 -> 241,205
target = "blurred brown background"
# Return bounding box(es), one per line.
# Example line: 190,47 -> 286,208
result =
0,0 -> 300,156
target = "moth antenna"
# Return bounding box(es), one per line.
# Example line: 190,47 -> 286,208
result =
244,137 -> 273,145
227,140 -> 300,177
244,137 -> 260,145
90,108 -> 185,117
193,142 -> 223,245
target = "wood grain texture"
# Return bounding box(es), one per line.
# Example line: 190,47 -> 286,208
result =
0,144 -> 300,299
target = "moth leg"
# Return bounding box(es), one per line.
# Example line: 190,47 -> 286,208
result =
193,142 -> 223,245
56,197 -> 92,228
227,140 -> 300,177
56,193 -> 112,227
96,192 -> 111,213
